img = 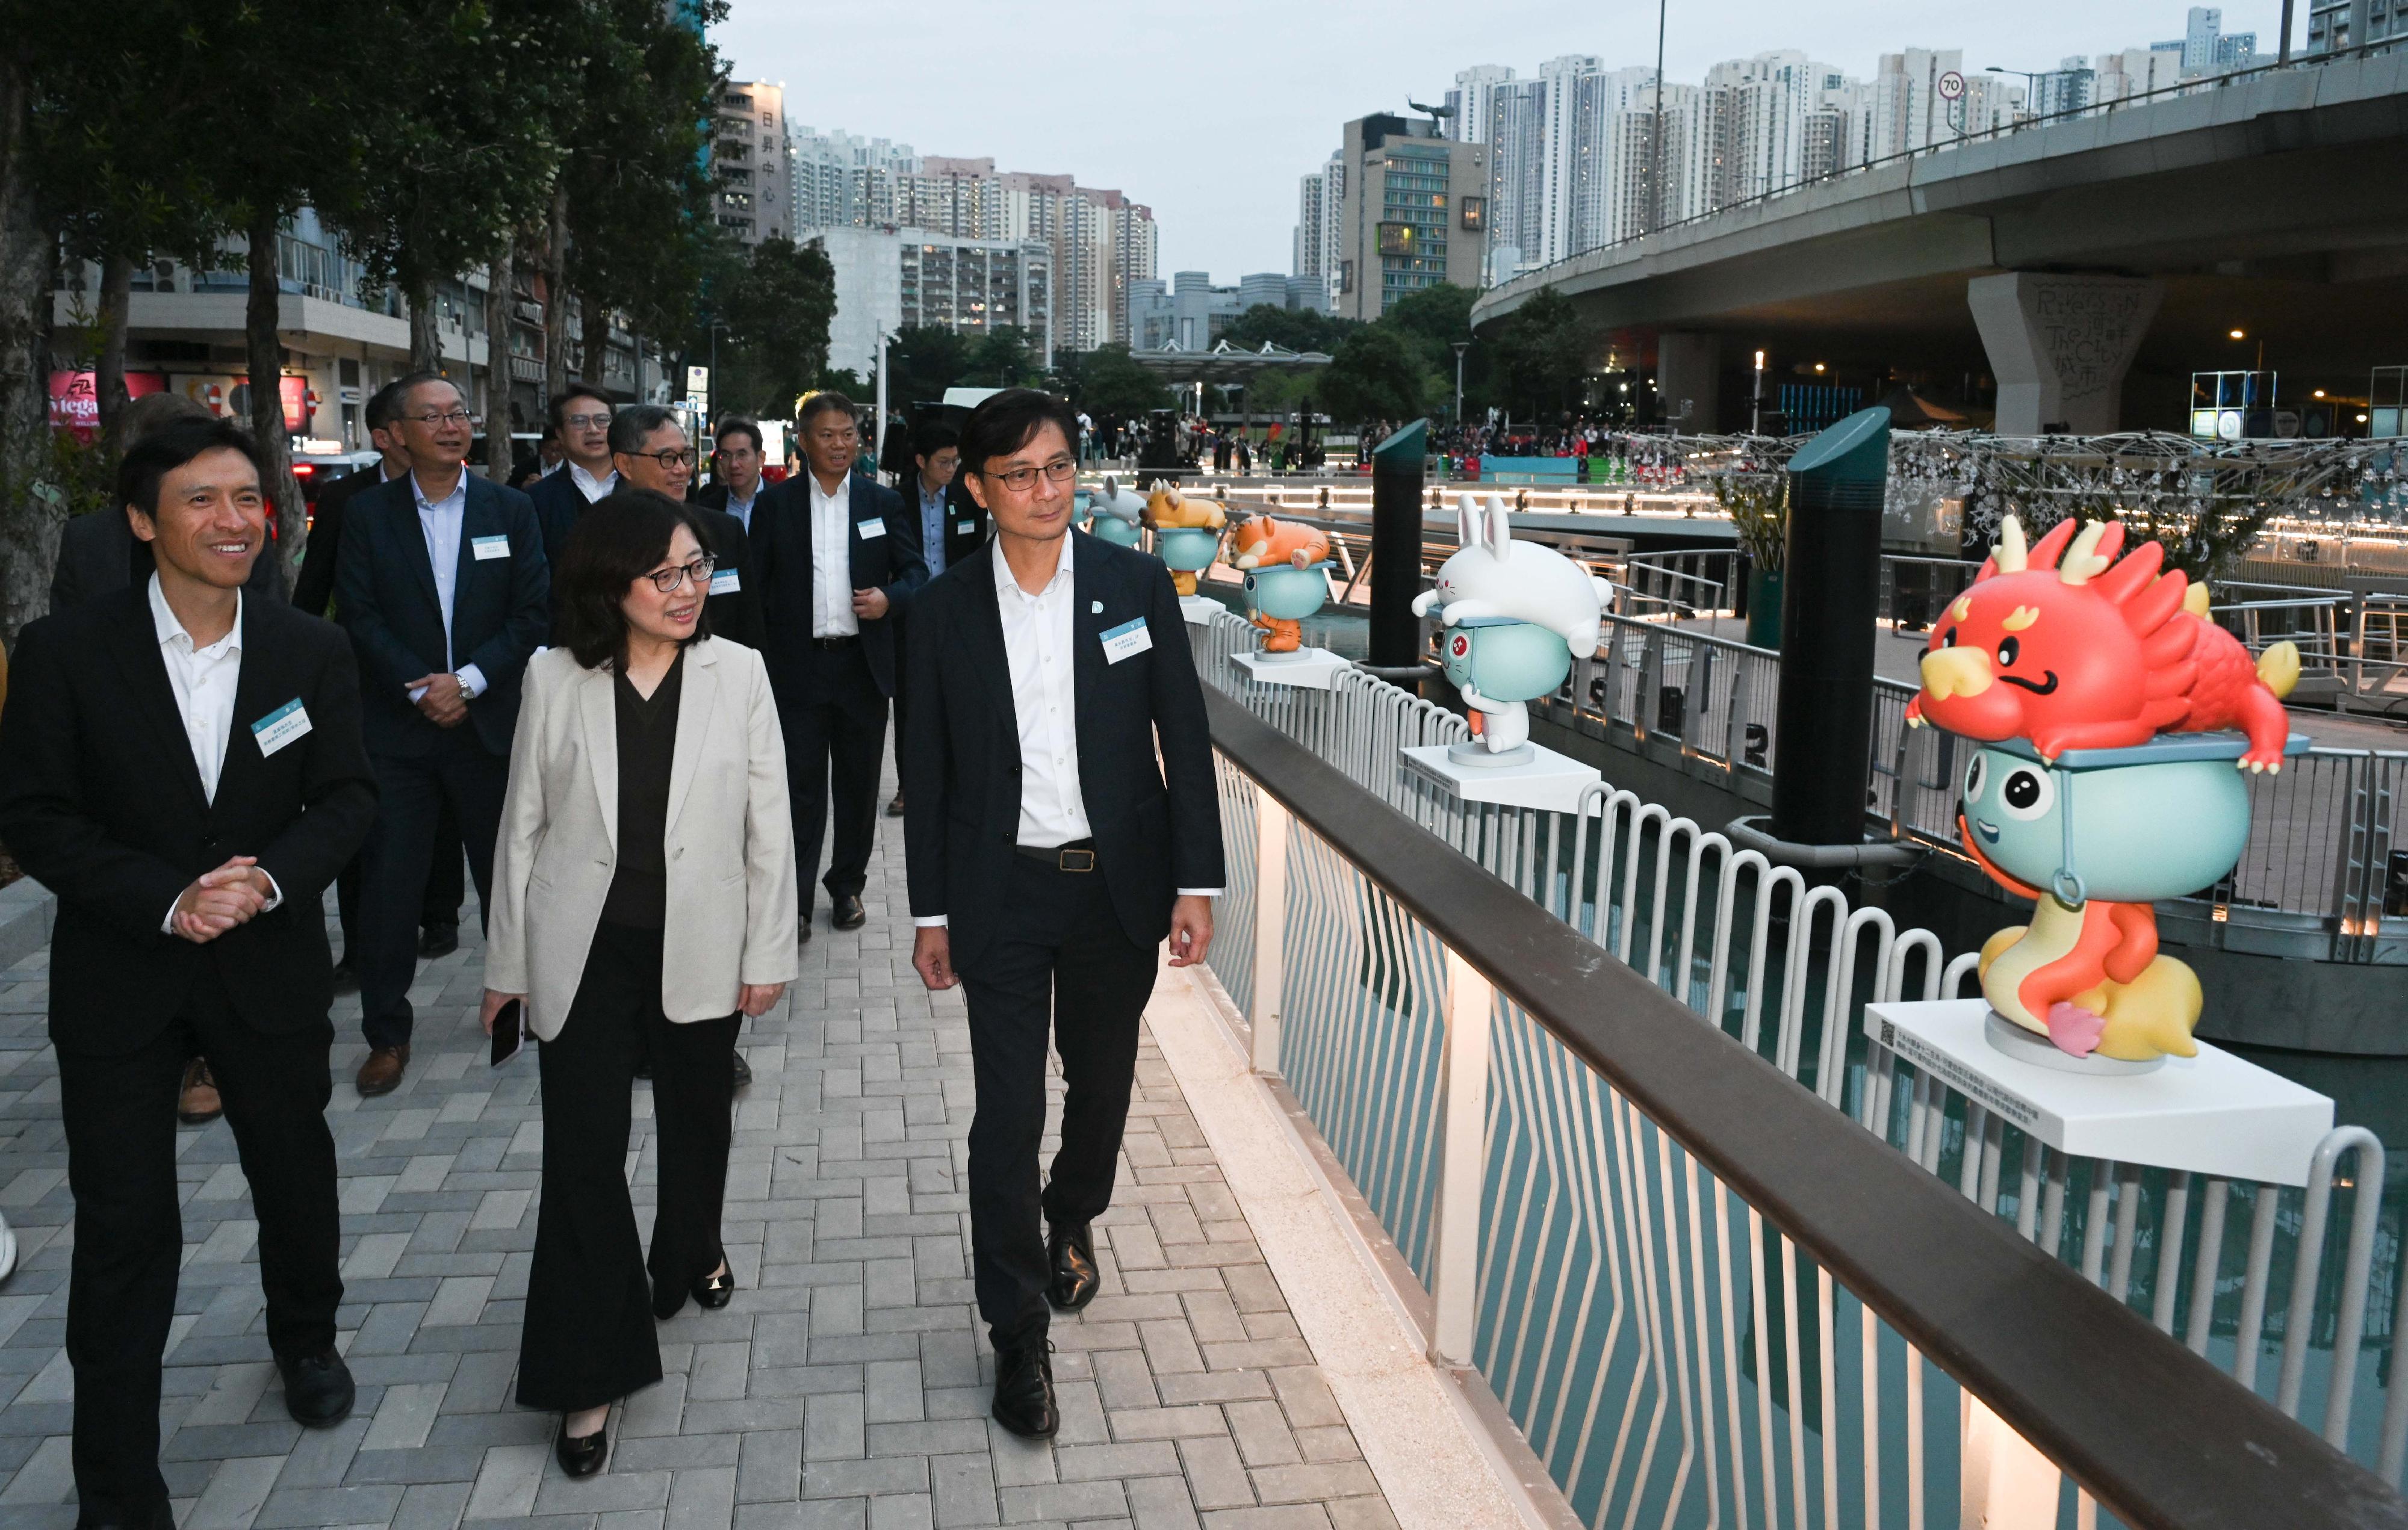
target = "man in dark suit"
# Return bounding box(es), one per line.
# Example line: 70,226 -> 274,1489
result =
610,405 -> 763,650
0,416 -> 379,1528
526,382 -> 619,579
695,414 -> 768,531
334,372 -> 548,1097
886,419 -> 979,818
293,380 -> 468,987
751,391 -> 926,936
50,393 -> 286,615
902,389 -> 1222,1440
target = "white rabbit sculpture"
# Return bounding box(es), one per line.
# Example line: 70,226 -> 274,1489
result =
1413,494 -> 1609,755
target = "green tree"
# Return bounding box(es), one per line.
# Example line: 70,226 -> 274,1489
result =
961,327 -> 1040,388
1379,283 -> 1489,417
1317,324 -> 1437,424
882,326 -> 971,410
1489,287 -> 1599,419
1220,303 -> 1358,356
704,234 -> 835,417
1050,344 -> 1172,421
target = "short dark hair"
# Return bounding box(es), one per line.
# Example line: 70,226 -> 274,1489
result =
113,391 -> 211,451
548,384 -> 613,433
363,379 -> 410,433
713,415 -> 763,453
391,370 -> 459,420
797,391 -> 856,429
912,420 -> 960,459
959,389 -> 1081,475
118,415 -> 265,520
553,489 -> 715,669
607,403 -> 683,457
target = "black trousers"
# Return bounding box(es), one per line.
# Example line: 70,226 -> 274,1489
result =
335,800 -> 464,960
518,925 -> 740,1411
771,642 -> 887,917
961,857 -> 1158,1349
358,729 -> 506,1048
57,974 -> 340,1520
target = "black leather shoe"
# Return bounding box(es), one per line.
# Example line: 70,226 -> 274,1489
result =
1047,1222 -> 1100,1312
990,1340 -> 1058,1439
694,1263 -> 736,1310
277,1345 -> 356,1428
417,924 -> 459,959
556,1414 -> 609,1477
732,1051 -> 753,1089
72,1496 -> 175,1529
798,917 -> 815,943
833,895 -> 866,931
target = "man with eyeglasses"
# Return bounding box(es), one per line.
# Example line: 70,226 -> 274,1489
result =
528,383 -> 619,599
901,389 -> 1221,1440
750,391 -> 926,938
609,406 -> 765,653
697,416 -> 766,531
334,373 -> 549,1097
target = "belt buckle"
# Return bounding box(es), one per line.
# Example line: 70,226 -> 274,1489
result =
1059,847 -> 1096,873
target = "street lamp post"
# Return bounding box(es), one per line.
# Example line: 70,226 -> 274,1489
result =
1451,341 -> 1471,428
874,327 -> 891,482
1752,348 -> 1764,434
1984,65 -> 2046,122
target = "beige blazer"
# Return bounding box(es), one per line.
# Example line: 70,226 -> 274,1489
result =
485,638 -> 799,1041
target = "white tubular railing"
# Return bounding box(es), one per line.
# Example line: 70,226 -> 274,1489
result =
1193,608 -> 2408,1504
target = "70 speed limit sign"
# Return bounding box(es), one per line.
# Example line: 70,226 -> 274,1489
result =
1938,69 -> 1966,99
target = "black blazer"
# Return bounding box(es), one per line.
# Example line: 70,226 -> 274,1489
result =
895,474 -> 988,578
51,505 -> 286,615
0,587 -> 377,1055
692,502 -> 765,651
332,472 -> 549,758
291,462 -> 398,618
902,533 -> 1223,969
749,470 -> 927,696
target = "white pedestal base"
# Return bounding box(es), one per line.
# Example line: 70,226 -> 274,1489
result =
1401,742 -> 1602,815
1179,595 -> 1221,625
1864,999 -> 2333,1186
1231,648 -> 1349,690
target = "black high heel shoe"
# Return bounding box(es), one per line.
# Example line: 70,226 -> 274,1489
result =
556,1414 -> 609,1477
693,1264 -> 736,1311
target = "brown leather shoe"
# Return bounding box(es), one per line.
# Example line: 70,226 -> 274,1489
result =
355,1045 -> 411,1098
176,1058 -> 223,1126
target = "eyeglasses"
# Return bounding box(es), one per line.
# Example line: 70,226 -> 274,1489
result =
563,412 -> 612,430
633,448 -> 700,471
411,409 -> 474,427
979,457 -> 1078,493
644,554 -> 718,593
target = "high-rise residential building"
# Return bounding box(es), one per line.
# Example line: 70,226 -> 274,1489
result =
790,126 -> 919,230
1448,64 -> 1515,143
810,225 -> 1053,378
1293,170 -> 1325,280
2032,57 -> 2096,118
1485,79 -> 1550,279
2094,45 -> 2185,102
1533,55 -> 1603,267
713,82 -> 792,245
1333,113 -> 1489,320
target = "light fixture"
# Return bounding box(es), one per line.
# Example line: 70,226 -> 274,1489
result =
2229,329 -> 2245,339
2314,389 -> 2327,398
1814,362 -> 1826,373
1754,349 -> 1765,368
2359,413 -> 2371,423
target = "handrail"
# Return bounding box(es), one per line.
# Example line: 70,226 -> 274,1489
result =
1202,685 -> 2408,1529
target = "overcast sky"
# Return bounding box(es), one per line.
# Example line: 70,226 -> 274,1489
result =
712,1 -> 2294,282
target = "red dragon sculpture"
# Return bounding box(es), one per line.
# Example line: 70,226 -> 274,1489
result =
1904,515 -> 2298,770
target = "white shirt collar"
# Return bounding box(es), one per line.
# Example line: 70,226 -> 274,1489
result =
993,533 -> 1075,601
568,461 -> 618,501
410,470 -> 467,513
148,572 -> 243,658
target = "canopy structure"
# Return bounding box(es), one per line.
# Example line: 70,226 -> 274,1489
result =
1126,339 -> 1332,387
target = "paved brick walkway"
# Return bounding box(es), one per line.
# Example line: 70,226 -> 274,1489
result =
0,773 -> 1401,1530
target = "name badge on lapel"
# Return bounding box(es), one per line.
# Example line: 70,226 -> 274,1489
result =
471,534 -> 510,561
856,516 -> 887,540
251,699 -> 312,757
956,519 -> 976,535
1100,617 -> 1152,665
710,568 -> 741,596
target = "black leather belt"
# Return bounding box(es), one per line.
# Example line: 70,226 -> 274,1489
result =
810,634 -> 860,649
1016,839 -> 1097,872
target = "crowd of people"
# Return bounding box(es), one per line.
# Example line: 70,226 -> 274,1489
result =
0,380 -> 1223,1525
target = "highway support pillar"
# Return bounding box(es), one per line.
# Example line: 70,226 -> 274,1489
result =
1967,272 -> 2164,436
1657,332 -> 1721,431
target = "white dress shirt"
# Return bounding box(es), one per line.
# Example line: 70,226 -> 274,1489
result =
568,461 -> 618,503
808,472 -> 858,638
412,471 -> 487,699
148,575 -> 280,930
913,536 -> 1217,928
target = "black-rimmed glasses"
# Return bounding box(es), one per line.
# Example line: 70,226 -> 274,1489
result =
644,554 -> 718,593
980,457 -> 1077,493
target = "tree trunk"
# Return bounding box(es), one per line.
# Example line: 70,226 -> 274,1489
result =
407,274 -> 440,374
580,290 -> 607,392
95,251 -> 132,444
245,206 -> 296,599
485,247 -> 514,483
0,54 -> 59,643
542,182 -> 569,403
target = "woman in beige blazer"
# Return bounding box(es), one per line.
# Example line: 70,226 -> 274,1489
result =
480,489 -> 798,1478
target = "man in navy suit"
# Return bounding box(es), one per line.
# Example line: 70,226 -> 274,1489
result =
527,382 -> 618,596
750,393 -> 925,936
334,373 -> 548,1095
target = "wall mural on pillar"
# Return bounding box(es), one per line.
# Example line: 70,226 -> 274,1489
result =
2035,282 -> 2157,417
1905,515 -> 2305,1071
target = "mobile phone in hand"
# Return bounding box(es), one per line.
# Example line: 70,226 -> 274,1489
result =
491,999 -> 525,1068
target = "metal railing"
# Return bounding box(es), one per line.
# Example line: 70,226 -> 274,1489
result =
1193,652 -> 2408,1528
1191,609 -> 2408,1511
